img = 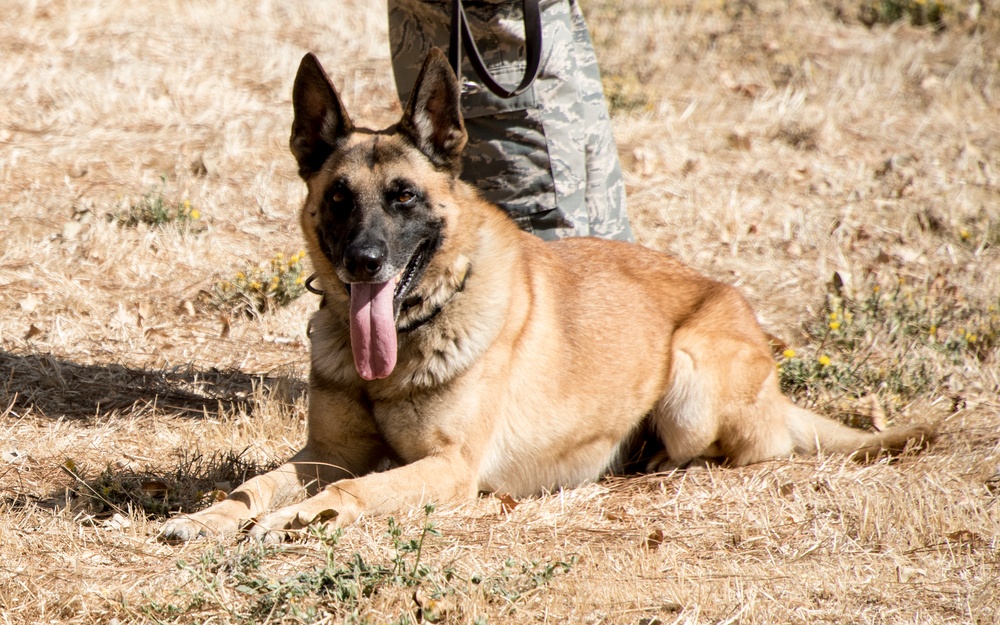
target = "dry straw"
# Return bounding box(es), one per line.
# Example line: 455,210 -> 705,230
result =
1,0 -> 998,622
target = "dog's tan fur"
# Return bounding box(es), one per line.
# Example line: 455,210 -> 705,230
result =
161,50 -> 934,542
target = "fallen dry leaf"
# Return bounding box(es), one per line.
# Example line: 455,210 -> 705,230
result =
644,528 -> 665,550
946,530 -> 980,545
498,493 -> 520,514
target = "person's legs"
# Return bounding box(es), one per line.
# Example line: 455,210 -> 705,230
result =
387,0 -> 632,241
567,0 -> 632,241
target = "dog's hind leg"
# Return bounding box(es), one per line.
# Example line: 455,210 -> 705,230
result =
646,347 -> 719,471
648,329 -> 794,470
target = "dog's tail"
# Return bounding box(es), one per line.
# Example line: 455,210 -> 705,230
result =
786,404 -> 936,462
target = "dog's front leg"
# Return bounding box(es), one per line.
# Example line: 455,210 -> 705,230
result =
246,452 -> 476,542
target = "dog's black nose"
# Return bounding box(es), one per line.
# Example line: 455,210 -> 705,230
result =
344,244 -> 386,280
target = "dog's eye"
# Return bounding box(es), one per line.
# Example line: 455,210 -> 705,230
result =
327,183 -> 350,207
396,191 -> 416,205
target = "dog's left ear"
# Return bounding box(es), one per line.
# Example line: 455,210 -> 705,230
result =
290,53 -> 354,179
399,48 -> 467,175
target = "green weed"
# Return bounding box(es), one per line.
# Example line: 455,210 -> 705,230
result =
778,272 -> 998,414
114,178 -> 203,229
858,0 -> 950,29
139,505 -> 576,624
604,74 -> 652,115
214,251 -> 308,315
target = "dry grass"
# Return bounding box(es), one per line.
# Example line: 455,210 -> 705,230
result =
1,0 -> 998,623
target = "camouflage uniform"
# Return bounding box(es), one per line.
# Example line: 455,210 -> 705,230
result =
388,0 -> 633,241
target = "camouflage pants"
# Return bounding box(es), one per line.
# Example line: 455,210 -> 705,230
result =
388,0 -> 633,241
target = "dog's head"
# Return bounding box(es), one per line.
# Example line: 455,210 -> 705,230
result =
291,49 -> 469,381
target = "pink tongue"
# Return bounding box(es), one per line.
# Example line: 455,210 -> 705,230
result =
349,280 -> 398,380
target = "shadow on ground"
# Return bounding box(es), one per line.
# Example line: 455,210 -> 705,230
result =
0,349 -> 299,518
0,349 -> 306,420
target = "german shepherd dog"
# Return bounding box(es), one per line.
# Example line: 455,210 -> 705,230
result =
161,49 -> 934,541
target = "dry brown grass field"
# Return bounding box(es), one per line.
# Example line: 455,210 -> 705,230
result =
1,0 -> 999,622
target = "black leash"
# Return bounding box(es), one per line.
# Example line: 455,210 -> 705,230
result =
449,0 -> 542,98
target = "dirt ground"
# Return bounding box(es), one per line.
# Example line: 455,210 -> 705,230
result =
1,0 -> 998,623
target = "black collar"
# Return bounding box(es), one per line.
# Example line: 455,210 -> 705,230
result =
397,267 -> 471,333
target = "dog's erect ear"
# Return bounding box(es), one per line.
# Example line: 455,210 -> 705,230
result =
290,53 -> 353,179
398,48 -> 467,174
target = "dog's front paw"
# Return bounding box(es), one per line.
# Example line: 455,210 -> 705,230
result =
160,511 -> 241,542
247,501 -> 360,543
245,508 -> 312,543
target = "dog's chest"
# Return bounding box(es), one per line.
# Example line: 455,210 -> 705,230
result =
370,395 -> 456,463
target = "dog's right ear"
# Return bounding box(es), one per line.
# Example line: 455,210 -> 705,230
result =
290,53 -> 353,179
398,48 -> 467,175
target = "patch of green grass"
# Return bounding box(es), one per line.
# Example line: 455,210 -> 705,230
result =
214,251 -> 308,315
113,178 -> 204,229
859,0 -> 949,29
139,505 -> 576,624
603,74 -> 652,115
778,271 -> 998,414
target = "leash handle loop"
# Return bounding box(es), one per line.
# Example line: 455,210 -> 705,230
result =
449,0 -> 542,99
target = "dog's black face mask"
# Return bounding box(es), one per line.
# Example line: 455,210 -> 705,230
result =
290,49 -> 466,380
313,170 -> 443,310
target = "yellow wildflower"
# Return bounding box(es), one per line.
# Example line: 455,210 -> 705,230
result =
959,228 -> 970,240
189,209 -> 201,220
249,280 -> 262,290
829,321 -> 841,330
818,355 -> 832,367
829,311 -> 838,321
782,349 -> 796,359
